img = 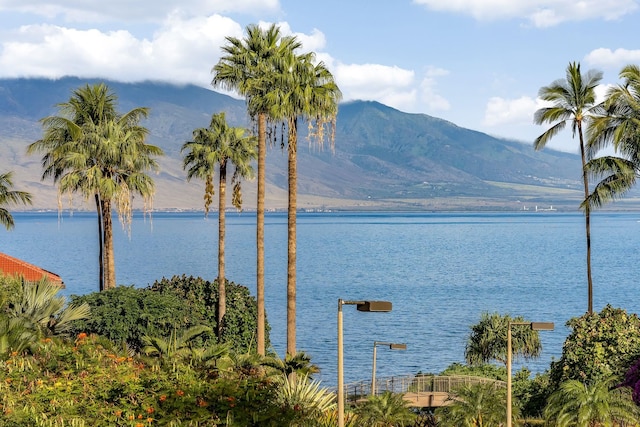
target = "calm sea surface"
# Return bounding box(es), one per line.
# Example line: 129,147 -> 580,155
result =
3,210 -> 640,386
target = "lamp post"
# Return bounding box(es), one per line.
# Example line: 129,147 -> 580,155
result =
507,321 -> 554,427
338,299 -> 392,427
371,341 -> 407,396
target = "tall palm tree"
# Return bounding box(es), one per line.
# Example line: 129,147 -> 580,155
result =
544,378 -> 640,426
533,62 -> 603,314
267,50 -> 341,356
0,171 -> 32,230
212,24 -> 301,355
584,65 -> 640,210
182,112 -> 256,338
28,83 -> 163,291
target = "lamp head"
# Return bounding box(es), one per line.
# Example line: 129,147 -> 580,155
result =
357,301 -> 392,312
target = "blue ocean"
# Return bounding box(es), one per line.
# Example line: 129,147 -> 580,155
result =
3,210 -> 640,386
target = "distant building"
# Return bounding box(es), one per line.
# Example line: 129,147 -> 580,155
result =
0,252 -> 64,286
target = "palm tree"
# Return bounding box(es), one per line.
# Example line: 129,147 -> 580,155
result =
533,62 -> 603,314
267,49 -> 341,356
583,65 -> 640,210
0,171 -> 32,230
355,391 -> 416,427
212,24 -> 301,355
182,112 -> 256,338
465,312 -> 543,366
544,378 -> 640,426
436,382 -> 511,427
28,83 -> 163,291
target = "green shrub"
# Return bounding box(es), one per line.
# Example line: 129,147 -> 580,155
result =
68,285 -> 195,352
149,275 -> 270,353
549,305 -> 640,387
0,335 -> 288,426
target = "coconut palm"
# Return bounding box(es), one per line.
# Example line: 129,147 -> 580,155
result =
182,112 -> 256,338
584,64 -> 640,210
355,391 -> 416,427
0,171 -> 32,230
465,312 -> 543,366
544,377 -> 640,426
533,62 -> 603,314
212,24 -> 301,355
436,382 -> 511,427
267,49 -> 341,356
28,83 -> 163,291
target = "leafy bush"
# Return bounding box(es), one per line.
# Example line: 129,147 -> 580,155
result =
0,335 -> 289,426
549,305 -> 640,387
149,275 -> 270,353
68,285 -> 195,352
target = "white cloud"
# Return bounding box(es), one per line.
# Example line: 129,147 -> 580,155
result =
483,95 -> 538,127
419,66 -> 450,111
0,0 -> 280,22
585,48 -> 640,70
0,15 -> 242,86
334,63 -> 417,108
412,0 -> 638,27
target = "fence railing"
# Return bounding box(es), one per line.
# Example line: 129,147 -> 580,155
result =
342,375 -> 506,403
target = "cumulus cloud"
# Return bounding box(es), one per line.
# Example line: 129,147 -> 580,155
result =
333,63 -> 416,106
0,0 -> 280,22
585,47 -> 640,70
483,96 -> 539,127
0,15 -> 242,86
412,0 -> 638,27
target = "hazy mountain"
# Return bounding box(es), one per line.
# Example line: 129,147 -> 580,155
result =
0,77 -> 587,211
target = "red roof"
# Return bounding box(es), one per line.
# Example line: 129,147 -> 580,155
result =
0,252 -> 64,286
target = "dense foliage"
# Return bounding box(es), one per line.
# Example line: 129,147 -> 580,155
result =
149,275 -> 270,352
549,305 -> 640,386
0,335 -> 290,426
69,276 -> 269,354
68,285 -> 196,352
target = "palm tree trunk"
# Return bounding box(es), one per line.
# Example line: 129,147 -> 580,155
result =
218,162 -> 227,339
578,125 -> 593,314
257,112 -> 266,355
287,117 -> 297,357
102,199 -> 116,290
95,194 -> 104,292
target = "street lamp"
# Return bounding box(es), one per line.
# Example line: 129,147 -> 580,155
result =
338,299 -> 392,427
507,321 -> 554,427
371,341 -> 407,396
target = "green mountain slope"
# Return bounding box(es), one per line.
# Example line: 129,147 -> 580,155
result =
0,77 -> 588,211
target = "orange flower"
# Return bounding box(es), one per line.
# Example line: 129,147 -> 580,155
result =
147,418 -> 153,423
176,390 -> 184,397
114,410 -> 122,417
146,407 -> 154,414
136,423 -> 144,427
138,414 -> 144,419
196,397 -> 208,407
128,415 -> 135,420
77,332 -> 88,340
159,395 -> 167,402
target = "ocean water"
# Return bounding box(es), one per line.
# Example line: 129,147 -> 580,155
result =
3,210 -> 640,386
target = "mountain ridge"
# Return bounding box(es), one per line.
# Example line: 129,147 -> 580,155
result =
0,77 -> 596,211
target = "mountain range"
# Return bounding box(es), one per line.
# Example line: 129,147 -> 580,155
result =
0,77 -> 590,211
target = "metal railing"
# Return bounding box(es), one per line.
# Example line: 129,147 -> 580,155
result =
342,374 -> 506,404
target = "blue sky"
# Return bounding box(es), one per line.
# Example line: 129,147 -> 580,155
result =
0,0 -> 639,152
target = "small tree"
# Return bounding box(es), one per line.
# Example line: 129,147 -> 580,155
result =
465,312 -> 543,366
436,382 -> 512,427
549,305 -> 640,387
355,391 -> 416,427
